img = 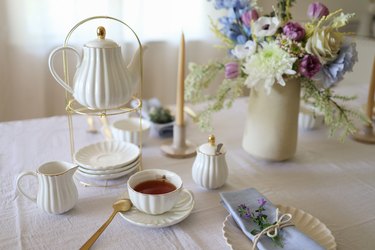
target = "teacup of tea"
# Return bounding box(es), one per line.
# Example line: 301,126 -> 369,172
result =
127,169 -> 183,215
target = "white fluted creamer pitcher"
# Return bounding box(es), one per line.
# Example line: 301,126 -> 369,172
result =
16,161 -> 78,214
48,26 -> 143,110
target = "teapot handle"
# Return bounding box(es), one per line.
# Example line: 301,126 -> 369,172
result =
16,171 -> 38,203
48,46 -> 82,94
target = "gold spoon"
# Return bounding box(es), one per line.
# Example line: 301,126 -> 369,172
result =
80,199 -> 132,250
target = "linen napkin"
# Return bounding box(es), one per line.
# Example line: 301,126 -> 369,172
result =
220,188 -> 324,250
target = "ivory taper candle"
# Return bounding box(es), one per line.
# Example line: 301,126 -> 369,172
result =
176,32 -> 185,126
367,57 -> 375,120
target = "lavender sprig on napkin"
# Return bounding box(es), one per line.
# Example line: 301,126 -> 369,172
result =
220,188 -> 324,250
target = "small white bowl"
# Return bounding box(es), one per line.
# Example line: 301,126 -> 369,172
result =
111,118 -> 151,145
149,121 -> 174,138
127,169 -> 183,215
298,103 -> 324,131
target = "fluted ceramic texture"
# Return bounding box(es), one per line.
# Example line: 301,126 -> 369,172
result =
127,169 -> 183,215
120,189 -> 194,228
128,190 -> 182,215
74,141 -> 140,170
192,153 -> 228,189
298,103 -> 324,131
37,171 -> 78,214
111,118 -> 151,145
73,47 -> 134,109
298,112 -> 324,131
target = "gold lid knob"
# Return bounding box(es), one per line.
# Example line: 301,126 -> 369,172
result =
97,26 -> 106,39
208,134 -> 215,146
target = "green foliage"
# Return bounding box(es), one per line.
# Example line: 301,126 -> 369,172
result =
275,0 -> 296,22
149,107 -> 174,124
209,17 -> 235,49
185,62 -> 224,104
185,62 -> 244,131
184,0 -> 366,140
238,202 -> 284,248
301,80 -> 370,140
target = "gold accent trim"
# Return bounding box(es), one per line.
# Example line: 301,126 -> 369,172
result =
60,16 -> 144,168
97,26 -> 106,39
66,97 -> 141,116
37,166 -> 78,177
208,134 -> 215,146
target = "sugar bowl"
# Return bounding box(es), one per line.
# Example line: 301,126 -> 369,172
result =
192,135 -> 228,189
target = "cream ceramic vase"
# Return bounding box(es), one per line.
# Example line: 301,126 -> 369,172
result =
16,161 -> 79,214
192,135 -> 228,189
242,78 -> 300,161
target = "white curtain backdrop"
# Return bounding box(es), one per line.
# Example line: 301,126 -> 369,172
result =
0,0 -> 225,121
0,0 -> 370,121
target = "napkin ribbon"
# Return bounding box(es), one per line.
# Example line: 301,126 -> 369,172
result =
252,208 -> 294,250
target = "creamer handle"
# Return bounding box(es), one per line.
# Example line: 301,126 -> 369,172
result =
48,46 -> 81,94
16,171 -> 38,203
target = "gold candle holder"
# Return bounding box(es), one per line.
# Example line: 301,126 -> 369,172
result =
161,33 -> 195,158
161,124 -> 196,158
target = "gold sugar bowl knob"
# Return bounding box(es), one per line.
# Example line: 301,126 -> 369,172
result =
208,134 -> 216,146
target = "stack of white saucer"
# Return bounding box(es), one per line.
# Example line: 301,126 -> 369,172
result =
74,141 -> 140,180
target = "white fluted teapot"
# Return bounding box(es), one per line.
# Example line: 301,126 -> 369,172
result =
48,26 -> 143,110
192,135 -> 228,189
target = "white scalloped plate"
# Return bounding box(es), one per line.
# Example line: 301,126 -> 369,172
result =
78,157 -> 140,175
74,141 -> 140,170
222,205 -> 336,250
76,163 -> 139,180
119,189 -> 194,228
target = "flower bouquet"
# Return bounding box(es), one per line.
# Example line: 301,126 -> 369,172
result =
185,0 -> 368,140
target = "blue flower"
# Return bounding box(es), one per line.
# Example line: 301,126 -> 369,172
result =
211,0 -> 249,10
314,43 -> 358,88
219,17 -> 247,44
211,0 -> 252,45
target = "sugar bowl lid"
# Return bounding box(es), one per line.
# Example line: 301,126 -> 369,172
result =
85,26 -> 120,49
198,135 -> 226,155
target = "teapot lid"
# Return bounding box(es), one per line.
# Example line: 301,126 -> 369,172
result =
198,135 -> 226,155
85,26 -> 119,49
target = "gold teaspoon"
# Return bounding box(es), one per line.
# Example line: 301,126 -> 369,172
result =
80,199 -> 132,250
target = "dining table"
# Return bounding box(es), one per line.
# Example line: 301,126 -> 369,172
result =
1,78 -> 375,250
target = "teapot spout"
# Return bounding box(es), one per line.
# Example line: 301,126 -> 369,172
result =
127,45 -> 148,89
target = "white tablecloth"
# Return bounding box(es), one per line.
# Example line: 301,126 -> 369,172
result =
1,96 -> 375,250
